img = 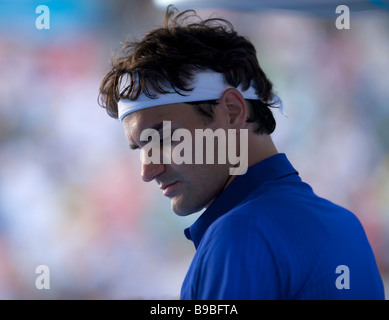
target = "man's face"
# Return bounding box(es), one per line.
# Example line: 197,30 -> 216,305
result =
122,103 -> 231,216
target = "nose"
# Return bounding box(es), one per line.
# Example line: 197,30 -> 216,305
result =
141,162 -> 165,182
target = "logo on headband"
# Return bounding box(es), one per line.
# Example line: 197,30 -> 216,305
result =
117,70 -> 286,121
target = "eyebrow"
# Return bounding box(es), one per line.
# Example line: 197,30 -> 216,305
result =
128,121 -> 165,150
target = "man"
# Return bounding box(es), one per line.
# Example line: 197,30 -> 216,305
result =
98,6 -> 385,299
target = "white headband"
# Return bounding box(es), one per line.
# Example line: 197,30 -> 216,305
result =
118,70 -> 286,121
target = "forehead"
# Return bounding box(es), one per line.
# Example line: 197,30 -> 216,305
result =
122,103 -> 202,139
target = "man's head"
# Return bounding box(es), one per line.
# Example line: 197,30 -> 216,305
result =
98,6 -> 279,215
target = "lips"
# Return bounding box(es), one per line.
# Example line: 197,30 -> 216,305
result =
160,181 -> 175,190
160,181 -> 179,196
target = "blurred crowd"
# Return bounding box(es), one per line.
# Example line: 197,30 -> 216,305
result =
0,0 -> 388,299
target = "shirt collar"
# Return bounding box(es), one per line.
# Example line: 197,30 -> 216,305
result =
184,153 -> 299,249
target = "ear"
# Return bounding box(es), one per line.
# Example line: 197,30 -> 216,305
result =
219,88 -> 247,129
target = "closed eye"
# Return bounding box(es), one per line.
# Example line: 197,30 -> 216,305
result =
129,143 -> 140,150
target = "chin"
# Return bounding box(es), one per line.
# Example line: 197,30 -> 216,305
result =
171,197 -> 205,216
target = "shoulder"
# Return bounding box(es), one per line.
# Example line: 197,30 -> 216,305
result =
202,185 -> 363,263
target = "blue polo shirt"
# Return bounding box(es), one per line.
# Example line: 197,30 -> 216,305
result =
181,153 -> 385,300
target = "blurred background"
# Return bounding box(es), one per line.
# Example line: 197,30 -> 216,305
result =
0,0 -> 388,299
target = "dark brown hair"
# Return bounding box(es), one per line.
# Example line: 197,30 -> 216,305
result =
98,5 -> 278,134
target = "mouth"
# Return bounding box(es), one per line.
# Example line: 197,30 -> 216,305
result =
160,181 -> 179,197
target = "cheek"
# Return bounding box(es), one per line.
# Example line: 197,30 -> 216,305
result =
169,164 -> 229,215
183,164 -> 228,198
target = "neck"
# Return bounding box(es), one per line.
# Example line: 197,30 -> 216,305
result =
248,134 -> 278,167
224,133 -> 278,190
204,133 -> 278,209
